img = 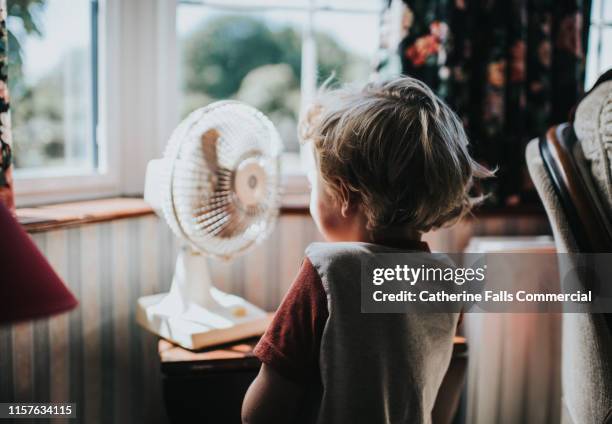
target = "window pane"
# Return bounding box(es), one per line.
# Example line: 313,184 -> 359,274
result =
7,0 -> 96,172
177,5 -> 305,153
603,0 -> 612,22
599,27 -> 612,74
590,0 -> 601,23
585,23 -> 601,89
315,10 -> 379,86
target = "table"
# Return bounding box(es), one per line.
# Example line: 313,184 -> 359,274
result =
159,337 -> 260,423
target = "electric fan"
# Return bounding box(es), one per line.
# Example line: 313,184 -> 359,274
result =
137,100 -> 282,349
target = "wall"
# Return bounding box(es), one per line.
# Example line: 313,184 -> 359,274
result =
0,212 -> 550,423
0,214 -> 321,424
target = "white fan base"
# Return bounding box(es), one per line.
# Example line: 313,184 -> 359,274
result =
137,292 -> 271,350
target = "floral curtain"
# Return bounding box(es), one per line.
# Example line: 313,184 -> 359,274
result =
399,0 -> 591,207
0,0 -> 13,211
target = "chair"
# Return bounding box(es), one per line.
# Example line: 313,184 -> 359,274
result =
525,79 -> 612,423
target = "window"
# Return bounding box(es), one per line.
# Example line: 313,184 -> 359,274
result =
6,0 -> 381,205
585,0 -> 612,89
177,0 -> 382,173
7,0 -> 98,175
314,9 -> 380,86
177,5 -> 306,154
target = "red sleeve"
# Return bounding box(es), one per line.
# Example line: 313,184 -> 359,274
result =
253,257 -> 328,382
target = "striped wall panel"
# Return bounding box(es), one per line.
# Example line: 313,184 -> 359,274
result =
0,217 -> 177,424
0,213 -> 549,423
0,214 -> 320,424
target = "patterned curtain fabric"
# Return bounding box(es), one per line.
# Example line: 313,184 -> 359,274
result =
0,0 -> 13,211
399,0 -> 591,207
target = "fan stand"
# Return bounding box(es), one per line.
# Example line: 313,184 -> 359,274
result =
136,246 -> 271,350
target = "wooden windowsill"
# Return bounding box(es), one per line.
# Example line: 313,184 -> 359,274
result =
18,192 -> 311,234
18,197 -> 156,233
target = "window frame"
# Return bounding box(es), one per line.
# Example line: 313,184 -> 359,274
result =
12,0 -> 123,206
13,0 -> 383,206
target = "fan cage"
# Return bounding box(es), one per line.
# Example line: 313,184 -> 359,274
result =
160,101 -> 283,260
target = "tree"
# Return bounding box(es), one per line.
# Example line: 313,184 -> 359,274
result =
315,32 -> 352,85
235,63 -> 301,149
182,15 -> 302,100
181,14 -> 364,151
7,0 -> 46,97
181,14 -> 360,101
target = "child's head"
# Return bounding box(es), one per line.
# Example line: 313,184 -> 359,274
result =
300,76 -> 492,242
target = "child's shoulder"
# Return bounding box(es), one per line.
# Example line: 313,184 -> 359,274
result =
306,242 -> 456,275
305,242 -> 373,278
306,241 -> 377,263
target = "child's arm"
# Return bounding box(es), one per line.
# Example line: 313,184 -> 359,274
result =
242,364 -> 304,424
242,257 -> 328,424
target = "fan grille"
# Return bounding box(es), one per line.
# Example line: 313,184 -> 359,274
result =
162,101 -> 282,260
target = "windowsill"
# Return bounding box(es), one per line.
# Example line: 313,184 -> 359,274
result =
18,176 -> 312,233
18,197 -> 156,233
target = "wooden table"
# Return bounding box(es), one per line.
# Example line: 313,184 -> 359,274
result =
159,337 -> 261,424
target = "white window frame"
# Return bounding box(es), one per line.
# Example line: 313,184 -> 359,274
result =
13,0 -> 120,206
13,0 -> 382,206
14,0 -> 178,206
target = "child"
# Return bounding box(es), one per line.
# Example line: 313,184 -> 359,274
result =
242,76 -> 491,424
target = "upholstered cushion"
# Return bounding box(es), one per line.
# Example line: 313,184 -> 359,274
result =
525,139 -> 577,253
574,80 -> 612,218
562,313 -> 612,424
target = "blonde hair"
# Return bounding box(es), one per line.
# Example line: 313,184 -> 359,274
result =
300,76 -> 493,233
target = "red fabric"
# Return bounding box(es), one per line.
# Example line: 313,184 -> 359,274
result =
254,257 -> 327,382
0,203 -> 77,323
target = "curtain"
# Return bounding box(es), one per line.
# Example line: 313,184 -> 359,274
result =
399,0 -> 591,207
0,0 -> 13,211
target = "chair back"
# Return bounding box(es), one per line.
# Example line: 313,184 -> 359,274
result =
538,123 -> 612,252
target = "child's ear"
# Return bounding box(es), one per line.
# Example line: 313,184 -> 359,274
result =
340,201 -> 350,218
338,182 -> 356,218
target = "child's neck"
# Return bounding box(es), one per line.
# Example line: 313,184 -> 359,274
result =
339,221 -> 422,246
370,228 -> 422,245
327,209 -> 421,246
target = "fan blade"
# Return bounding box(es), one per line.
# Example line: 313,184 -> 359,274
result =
201,129 -> 220,178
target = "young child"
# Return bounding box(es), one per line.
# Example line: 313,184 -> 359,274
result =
242,76 -> 491,424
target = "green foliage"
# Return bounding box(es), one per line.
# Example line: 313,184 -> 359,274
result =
8,0 -> 45,35
315,32 -> 351,85
182,14 -> 357,100
181,14 -> 362,150
6,0 -> 71,168
7,0 -> 46,96
183,15 -> 301,99
10,63 -> 64,167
